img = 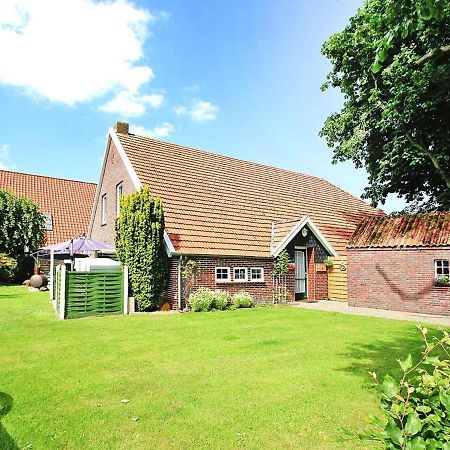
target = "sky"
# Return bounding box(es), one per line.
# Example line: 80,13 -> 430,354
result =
0,0 -> 405,212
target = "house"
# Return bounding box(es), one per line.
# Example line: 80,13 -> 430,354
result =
89,122 -> 379,308
0,169 -> 96,245
347,213 -> 450,316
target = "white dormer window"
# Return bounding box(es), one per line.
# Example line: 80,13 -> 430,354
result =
233,267 -> 248,282
215,267 -> 231,283
101,194 -> 107,225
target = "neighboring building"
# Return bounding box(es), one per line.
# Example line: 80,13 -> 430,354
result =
89,122 -> 379,309
347,213 -> 450,316
0,170 -> 96,245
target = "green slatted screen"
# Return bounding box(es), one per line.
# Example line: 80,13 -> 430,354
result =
65,271 -> 123,319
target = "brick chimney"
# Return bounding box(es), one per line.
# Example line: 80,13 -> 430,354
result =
114,121 -> 129,134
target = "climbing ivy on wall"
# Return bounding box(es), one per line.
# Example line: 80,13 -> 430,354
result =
115,186 -> 168,311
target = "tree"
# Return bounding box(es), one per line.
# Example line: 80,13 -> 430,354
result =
320,0 -> 450,211
115,186 -> 168,311
0,190 -> 45,282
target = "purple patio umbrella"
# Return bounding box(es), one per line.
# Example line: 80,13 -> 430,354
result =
41,236 -> 114,253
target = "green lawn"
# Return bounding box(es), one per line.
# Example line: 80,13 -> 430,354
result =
0,286 -> 441,449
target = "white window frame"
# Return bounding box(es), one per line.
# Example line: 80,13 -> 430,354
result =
435,259 -> 450,278
116,182 -> 123,217
101,194 -> 107,225
215,267 -> 231,283
233,267 -> 248,283
250,267 -> 264,282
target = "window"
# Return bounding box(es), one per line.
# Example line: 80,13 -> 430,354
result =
215,267 -> 231,282
116,182 -> 123,217
435,259 -> 449,278
250,267 -> 264,282
101,194 -> 107,225
233,267 -> 248,282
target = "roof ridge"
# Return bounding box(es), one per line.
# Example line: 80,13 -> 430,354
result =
0,169 -> 97,186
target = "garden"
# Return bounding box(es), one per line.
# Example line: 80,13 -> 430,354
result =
1,285 -> 448,449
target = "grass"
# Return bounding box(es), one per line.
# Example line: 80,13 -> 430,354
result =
0,286 -> 444,449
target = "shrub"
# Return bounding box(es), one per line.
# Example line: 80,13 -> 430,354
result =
212,290 -> 230,310
188,288 -> 215,312
0,253 -> 17,283
115,186 -> 168,311
232,291 -> 254,309
364,326 -> 450,449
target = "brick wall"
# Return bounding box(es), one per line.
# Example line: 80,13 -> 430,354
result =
162,254 -> 329,309
347,247 -> 450,316
90,140 -> 136,244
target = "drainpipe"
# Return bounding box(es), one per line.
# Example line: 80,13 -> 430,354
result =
314,251 -> 317,301
177,255 -> 183,310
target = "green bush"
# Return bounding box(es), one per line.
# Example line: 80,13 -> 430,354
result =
188,288 -> 231,312
0,253 -> 17,283
188,288 -> 215,312
232,292 -> 254,309
115,186 -> 168,311
436,276 -> 450,286
212,290 -> 230,310
364,326 -> 450,449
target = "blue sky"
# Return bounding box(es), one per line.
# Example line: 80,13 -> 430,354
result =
0,0 -> 404,212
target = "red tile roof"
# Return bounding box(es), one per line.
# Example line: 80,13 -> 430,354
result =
0,170 -> 96,245
348,212 -> 450,248
117,132 -> 380,257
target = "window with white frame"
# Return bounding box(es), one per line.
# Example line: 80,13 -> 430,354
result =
215,267 -> 231,282
101,194 -> 107,225
233,267 -> 248,282
435,259 -> 449,278
250,267 -> 264,282
116,182 -> 123,217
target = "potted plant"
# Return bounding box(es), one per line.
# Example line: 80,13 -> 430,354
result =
436,276 -> 450,286
323,258 -> 334,269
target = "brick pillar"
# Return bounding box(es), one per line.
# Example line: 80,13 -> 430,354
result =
307,248 -> 316,300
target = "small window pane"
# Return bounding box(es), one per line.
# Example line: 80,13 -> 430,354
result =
251,268 -> 263,280
234,268 -> 247,281
216,268 -> 230,281
435,260 -> 450,277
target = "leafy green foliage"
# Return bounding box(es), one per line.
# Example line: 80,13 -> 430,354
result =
0,190 -> 44,282
0,190 -> 45,257
212,290 -> 230,310
321,0 -> 450,211
365,326 -> 450,448
323,258 -> 334,268
271,250 -> 291,276
436,276 -> 450,286
188,288 -> 230,312
115,186 -> 168,311
231,291 -> 254,309
0,253 -> 17,283
181,259 -> 199,300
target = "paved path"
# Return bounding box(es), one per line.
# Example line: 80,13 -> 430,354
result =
290,300 -> 450,327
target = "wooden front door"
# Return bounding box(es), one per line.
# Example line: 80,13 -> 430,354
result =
295,250 -> 307,300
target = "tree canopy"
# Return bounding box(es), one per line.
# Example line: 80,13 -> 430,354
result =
0,189 -> 45,257
320,0 -> 450,211
115,186 -> 168,311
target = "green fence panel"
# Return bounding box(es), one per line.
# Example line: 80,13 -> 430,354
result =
65,271 -> 123,319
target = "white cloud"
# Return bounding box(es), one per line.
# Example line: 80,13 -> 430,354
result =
99,91 -> 164,117
0,144 -> 9,159
0,144 -> 15,170
175,98 -> 219,122
0,0 -> 157,112
130,122 -> 174,139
